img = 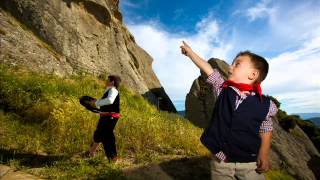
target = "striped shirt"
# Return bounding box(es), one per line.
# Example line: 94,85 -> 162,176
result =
206,69 -> 278,161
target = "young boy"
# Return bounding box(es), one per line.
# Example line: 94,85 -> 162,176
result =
88,75 -> 121,162
180,41 -> 277,180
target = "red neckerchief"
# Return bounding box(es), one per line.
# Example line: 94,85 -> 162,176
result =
222,80 -> 262,100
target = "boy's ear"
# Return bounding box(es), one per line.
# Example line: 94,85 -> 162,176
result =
249,69 -> 259,81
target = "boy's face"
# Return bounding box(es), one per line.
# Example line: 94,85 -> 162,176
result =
105,80 -> 114,88
228,55 -> 259,84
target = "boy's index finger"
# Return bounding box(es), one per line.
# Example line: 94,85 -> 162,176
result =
182,41 -> 187,46
183,41 -> 191,50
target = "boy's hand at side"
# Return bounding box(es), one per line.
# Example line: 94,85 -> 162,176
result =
256,131 -> 272,173
256,151 -> 270,173
90,99 -> 97,108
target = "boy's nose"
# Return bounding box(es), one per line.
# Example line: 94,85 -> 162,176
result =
228,65 -> 234,74
229,65 -> 233,71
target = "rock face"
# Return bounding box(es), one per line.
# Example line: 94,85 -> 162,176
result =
185,58 -> 229,128
0,0 -> 176,112
270,119 -> 320,180
185,58 -> 320,180
0,165 -> 43,180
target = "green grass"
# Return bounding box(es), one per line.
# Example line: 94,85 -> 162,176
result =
0,65 -> 207,178
266,170 -> 296,180
37,156 -> 126,179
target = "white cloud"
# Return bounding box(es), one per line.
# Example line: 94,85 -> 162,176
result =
273,90 -> 320,113
121,0 -> 140,8
267,1 -> 320,42
127,16 -> 232,101
244,0 -> 320,43
246,0 -> 276,21
265,36 -> 320,89
263,36 -> 320,113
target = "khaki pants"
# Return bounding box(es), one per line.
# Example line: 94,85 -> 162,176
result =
210,157 -> 265,180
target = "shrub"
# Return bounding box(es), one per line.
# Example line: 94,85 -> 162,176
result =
278,115 -> 297,131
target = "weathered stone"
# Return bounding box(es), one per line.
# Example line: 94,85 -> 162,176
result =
0,165 -> 43,180
0,0 -> 176,112
185,58 -> 229,128
0,165 -> 11,178
1,172 -> 43,180
270,119 -> 319,180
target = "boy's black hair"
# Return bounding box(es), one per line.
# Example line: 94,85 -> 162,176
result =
108,75 -> 121,89
235,51 -> 269,83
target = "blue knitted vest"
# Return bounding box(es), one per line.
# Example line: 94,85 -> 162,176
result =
200,87 -> 270,162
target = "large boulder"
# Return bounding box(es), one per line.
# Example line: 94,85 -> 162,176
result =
185,58 -> 320,179
270,118 -> 320,180
0,0 -> 176,112
185,58 -> 229,128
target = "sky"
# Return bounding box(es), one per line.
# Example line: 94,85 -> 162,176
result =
119,0 -> 320,114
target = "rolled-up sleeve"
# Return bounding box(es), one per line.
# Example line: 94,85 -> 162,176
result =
206,69 -> 225,96
259,100 -> 278,133
95,87 -> 118,108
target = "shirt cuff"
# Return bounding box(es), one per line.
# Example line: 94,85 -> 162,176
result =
259,121 -> 273,133
95,101 -> 100,108
206,69 -> 224,96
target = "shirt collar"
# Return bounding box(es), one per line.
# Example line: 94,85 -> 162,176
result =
230,86 -> 256,97
104,86 -> 113,92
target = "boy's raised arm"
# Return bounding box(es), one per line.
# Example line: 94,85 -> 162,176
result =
180,41 -> 214,76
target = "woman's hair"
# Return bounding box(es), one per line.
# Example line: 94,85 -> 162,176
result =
108,75 -> 121,89
235,51 -> 269,83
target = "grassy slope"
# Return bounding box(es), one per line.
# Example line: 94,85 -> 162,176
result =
0,65 -> 294,179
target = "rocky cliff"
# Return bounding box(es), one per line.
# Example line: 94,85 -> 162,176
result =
185,58 -> 320,180
185,58 -> 229,128
0,0 -> 176,112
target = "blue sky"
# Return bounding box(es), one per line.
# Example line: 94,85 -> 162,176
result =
120,0 -> 320,114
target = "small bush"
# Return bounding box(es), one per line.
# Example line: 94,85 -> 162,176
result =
279,115 -> 297,131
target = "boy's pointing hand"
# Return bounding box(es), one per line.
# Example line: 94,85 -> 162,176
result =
180,41 -> 192,56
